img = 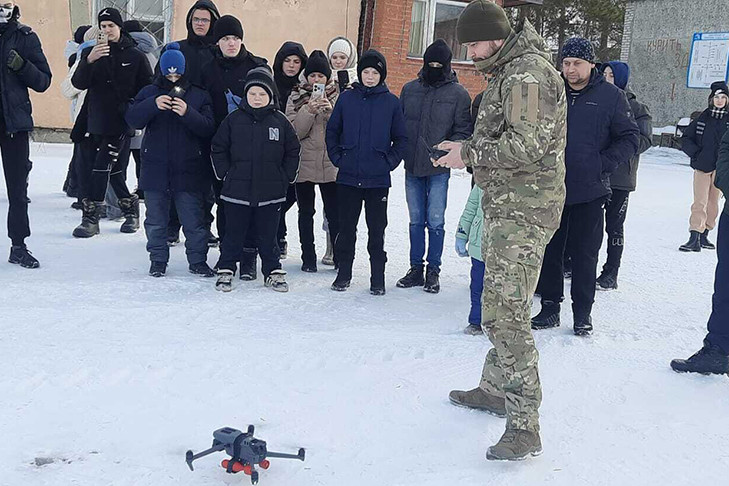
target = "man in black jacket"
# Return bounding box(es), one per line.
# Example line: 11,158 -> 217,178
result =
397,39 -> 472,294
0,1 -> 51,269
671,129 -> 729,375
597,61 -> 653,290
532,38 -> 639,336
71,7 -> 152,238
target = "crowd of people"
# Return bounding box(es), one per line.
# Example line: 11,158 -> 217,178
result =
1,0 -> 728,463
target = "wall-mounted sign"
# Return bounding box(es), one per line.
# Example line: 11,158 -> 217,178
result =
687,32 -> 729,89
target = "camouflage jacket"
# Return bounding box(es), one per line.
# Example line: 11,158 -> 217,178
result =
461,19 -> 567,231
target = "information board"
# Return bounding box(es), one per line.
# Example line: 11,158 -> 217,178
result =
687,32 -> 729,89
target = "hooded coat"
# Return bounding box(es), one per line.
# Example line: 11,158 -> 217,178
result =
273,42 -> 308,112
129,30 -> 161,72
327,36 -> 358,91
0,5 -> 52,134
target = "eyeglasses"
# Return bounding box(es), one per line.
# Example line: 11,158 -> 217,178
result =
192,18 -> 211,24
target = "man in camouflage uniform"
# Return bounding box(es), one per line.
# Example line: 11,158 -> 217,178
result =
434,0 -> 566,461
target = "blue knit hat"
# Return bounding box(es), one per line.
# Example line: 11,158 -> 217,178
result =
602,61 -> 630,90
562,37 -> 595,63
160,42 -> 186,76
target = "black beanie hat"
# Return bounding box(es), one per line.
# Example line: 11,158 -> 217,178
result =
123,20 -> 143,33
74,25 -> 92,45
304,50 -> 332,81
456,0 -> 512,44
423,39 -> 452,69
98,7 -> 124,29
214,15 -> 244,42
710,81 -> 729,98
358,49 -> 387,85
245,66 -> 276,102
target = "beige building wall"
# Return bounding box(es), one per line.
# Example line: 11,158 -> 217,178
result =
27,0 -> 360,132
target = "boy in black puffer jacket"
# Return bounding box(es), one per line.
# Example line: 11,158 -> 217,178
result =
126,43 -> 216,279
212,67 -> 301,293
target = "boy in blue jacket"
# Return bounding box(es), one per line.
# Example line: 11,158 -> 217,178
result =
325,49 -> 408,295
126,43 -> 216,278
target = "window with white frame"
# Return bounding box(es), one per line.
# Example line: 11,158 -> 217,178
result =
409,0 -> 469,61
95,0 -> 173,44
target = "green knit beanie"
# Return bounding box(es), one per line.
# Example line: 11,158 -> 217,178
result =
456,0 -> 513,44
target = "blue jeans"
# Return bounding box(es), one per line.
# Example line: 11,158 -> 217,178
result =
706,211 -> 729,353
144,190 -> 208,265
405,172 -> 450,269
469,258 -> 485,325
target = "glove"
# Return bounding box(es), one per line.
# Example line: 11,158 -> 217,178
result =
455,238 -> 469,257
7,50 -> 24,72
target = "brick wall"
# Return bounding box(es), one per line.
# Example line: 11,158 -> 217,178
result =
367,0 -> 502,98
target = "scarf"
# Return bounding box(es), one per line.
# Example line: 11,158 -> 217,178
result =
711,106 -> 727,119
289,80 -> 338,114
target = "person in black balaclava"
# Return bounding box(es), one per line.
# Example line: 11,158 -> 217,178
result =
273,41 -> 307,112
0,1 -> 51,269
396,39 -> 472,295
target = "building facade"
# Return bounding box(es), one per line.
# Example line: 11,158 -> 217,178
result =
622,0 -> 729,126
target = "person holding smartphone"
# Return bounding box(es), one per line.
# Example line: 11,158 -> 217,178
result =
286,50 -> 339,273
397,39 -> 472,294
327,36 -> 358,92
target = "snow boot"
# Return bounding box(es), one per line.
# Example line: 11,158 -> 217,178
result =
8,245 -> 40,269
700,230 -> 715,250
679,231 -> 702,252
73,199 -> 100,238
531,301 -> 561,330
424,266 -> 441,294
464,323 -> 484,335
149,261 -> 167,278
486,429 -> 543,461
370,286 -> 386,296
396,264 -> 424,288
216,270 -> 234,292
670,343 -> 729,375
119,195 -> 140,233
573,314 -> 593,336
265,269 -> 289,292
239,251 -> 258,281
331,265 -> 352,292
301,261 -> 318,273
448,387 -> 506,417
596,266 -> 618,291
322,233 -> 335,266
189,262 -> 215,277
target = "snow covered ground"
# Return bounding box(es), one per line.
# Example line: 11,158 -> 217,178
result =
1,144 -> 727,486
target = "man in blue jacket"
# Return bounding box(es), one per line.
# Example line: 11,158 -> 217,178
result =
326,50 -> 408,295
397,39 -> 472,294
532,38 -> 639,336
0,1 -> 51,269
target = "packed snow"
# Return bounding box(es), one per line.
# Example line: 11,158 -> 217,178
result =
1,143 -> 727,485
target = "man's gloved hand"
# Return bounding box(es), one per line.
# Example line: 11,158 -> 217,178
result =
7,49 -> 24,72
455,238 -> 469,258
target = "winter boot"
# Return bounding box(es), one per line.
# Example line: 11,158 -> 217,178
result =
700,229 -> 715,250
322,233 -> 335,266
573,314 -> 593,336
119,194 -> 140,234
331,264 -> 352,292
424,266 -> 441,294
464,323 -> 484,335
239,251 -> 258,281
167,229 -> 180,247
265,269 -> 289,292
8,245 -> 40,269
679,231 -> 702,252
486,429 -> 543,461
96,203 -> 108,220
207,234 -> 220,248
73,199 -> 100,238
301,261 -> 318,273
596,266 -> 618,291
448,387 -> 506,417
370,260 -> 386,296
149,261 -> 167,278
215,270 -> 234,292
531,300 -> 561,330
670,343 -> 729,375
396,264 -> 425,288
189,262 -> 215,277
278,239 -> 288,260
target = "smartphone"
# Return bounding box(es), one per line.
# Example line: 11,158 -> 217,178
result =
312,83 -> 325,100
337,70 -> 350,90
97,31 -> 108,45
169,86 -> 186,99
419,137 -> 449,160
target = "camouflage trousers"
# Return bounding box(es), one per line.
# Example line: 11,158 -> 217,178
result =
478,218 -> 553,433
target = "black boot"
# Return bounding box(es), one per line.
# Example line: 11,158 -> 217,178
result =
73,199 -> 100,238
189,262 -> 215,277
9,245 -> 40,269
671,343 -> 729,375
239,250 -> 258,281
396,264 -> 424,288
370,260 -> 386,296
332,263 -> 352,291
149,261 -> 167,278
119,195 -> 140,234
679,231 -> 701,252
531,300 -> 561,330
700,230 -> 715,250
424,266 -> 441,294
573,314 -> 593,336
596,266 -> 619,291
